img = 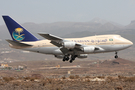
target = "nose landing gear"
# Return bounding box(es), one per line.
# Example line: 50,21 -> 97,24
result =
115,52 -> 118,59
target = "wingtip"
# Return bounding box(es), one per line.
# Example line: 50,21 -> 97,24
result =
38,32 -> 48,35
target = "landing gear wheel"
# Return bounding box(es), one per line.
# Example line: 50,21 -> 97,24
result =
63,58 -> 65,62
65,57 -> 69,61
69,60 -> 73,63
115,55 -> 118,59
63,55 -> 69,62
69,55 -> 77,63
114,52 -> 118,59
69,58 -> 74,63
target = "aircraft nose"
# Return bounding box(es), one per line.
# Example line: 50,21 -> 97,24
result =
122,40 -> 133,49
129,40 -> 133,45
128,40 -> 133,47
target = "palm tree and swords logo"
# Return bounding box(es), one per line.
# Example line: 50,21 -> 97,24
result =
12,28 -> 25,41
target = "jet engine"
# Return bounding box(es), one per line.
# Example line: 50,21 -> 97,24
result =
78,54 -> 88,58
54,55 -> 64,59
82,46 -> 95,53
63,42 -> 76,49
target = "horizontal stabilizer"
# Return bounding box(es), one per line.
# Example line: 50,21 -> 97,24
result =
6,39 -> 32,47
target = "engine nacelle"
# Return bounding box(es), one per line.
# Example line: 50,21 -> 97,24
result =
63,42 -> 76,49
78,54 -> 88,58
54,55 -> 64,59
82,46 -> 95,53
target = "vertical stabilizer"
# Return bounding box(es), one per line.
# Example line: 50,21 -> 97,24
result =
2,16 -> 38,41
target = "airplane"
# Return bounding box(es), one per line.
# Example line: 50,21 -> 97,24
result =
2,16 -> 133,63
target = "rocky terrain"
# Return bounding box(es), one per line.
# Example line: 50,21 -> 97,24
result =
0,75 -> 135,90
0,58 -> 134,89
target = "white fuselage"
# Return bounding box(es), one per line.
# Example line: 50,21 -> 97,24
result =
10,34 -> 133,56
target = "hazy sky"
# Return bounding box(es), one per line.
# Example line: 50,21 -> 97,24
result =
0,0 -> 135,25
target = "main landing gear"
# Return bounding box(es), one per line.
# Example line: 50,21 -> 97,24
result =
114,51 -> 118,59
63,55 -> 77,63
69,55 -> 77,63
63,55 -> 69,61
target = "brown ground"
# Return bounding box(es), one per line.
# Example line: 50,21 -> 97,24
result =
0,58 -> 135,90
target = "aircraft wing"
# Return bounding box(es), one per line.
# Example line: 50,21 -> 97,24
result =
38,33 -> 63,40
38,33 -> 65,47
38,33 -> 102,54
38,33 -> 83,53
38,33 -> 81,46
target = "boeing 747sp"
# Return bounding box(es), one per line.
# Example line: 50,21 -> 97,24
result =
2,16 -> 133,63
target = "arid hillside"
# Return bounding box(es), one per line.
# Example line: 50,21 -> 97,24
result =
0,58 -> 135,89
